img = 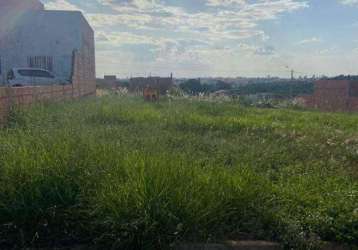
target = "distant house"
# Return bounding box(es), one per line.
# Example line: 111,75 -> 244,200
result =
97,75 -> 120,89
0,0 -> 95,88
129,75 -> 174,95
104,75 -> 117,83
302,78 -> 358,112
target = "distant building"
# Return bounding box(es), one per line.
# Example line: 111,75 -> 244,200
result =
104,75 -> 117,82
97,75 -> 119,88
0,0 -> 95,87
129,75 -> 174,95
302,78 -> 358,112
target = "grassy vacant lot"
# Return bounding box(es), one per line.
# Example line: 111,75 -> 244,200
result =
0,96 -> 357,249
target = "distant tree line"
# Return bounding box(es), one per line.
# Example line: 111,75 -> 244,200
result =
179,79 -> 314,97
232,80 -> 314,97
330,75 -> 358,81
179,79 -> 232,95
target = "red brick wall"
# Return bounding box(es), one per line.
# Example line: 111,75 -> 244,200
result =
129,77 -> 174,95
299,95 -> 316,107
0,88 -> 10,124
71,23 -> 96,97
72,48 -> 96,97
348,97 -> 358,111
302,80 -> 358,112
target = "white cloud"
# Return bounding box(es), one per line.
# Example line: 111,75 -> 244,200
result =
43,0 -> 311,77
297,37 -> 322,45
318,47 -> 338,55
87,13 -> 152,29
83,0 -> 310,47
206,0 -> 246,7
92,0 -> 308,42
95,30 -> 177,48
44,0 -> 83,11
97,0 -> 160,9
338,0 -> 358,6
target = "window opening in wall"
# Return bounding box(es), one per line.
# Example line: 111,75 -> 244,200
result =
27,56 -> 53,72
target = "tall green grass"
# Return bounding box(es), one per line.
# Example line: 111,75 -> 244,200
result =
0,96 -> 357,249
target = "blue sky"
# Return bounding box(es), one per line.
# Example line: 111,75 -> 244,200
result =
42,0 -> 358,78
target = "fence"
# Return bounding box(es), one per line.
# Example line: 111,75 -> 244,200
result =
0,50 -> 96,124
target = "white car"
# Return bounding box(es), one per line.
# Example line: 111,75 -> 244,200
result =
6,68 -> 68,87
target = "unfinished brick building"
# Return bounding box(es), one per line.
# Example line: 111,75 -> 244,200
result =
0,0 -> 96,123
0,0 -> 96,91
303,79 -> 358,112
129,75 -> 174,95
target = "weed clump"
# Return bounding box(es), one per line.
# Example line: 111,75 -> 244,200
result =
0,96 -> 357,249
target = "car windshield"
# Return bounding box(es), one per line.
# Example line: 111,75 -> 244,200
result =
18,69 -> 53,78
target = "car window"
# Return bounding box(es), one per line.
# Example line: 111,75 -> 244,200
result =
36,70 -> 54,78
18,69 -> 35,77
18,69 -> 54,78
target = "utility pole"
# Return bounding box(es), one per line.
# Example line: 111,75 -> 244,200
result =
291,70 -> 294,81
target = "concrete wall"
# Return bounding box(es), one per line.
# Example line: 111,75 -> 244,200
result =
0,52 -> 96,124
0,0 -> 44,11
0,1 -> 96,123
0,0 -> 44,34
0,10 -> 87,83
